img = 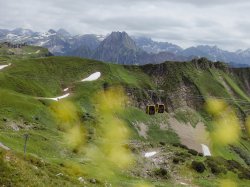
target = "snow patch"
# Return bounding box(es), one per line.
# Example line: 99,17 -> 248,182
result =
81,72 -> 101,82
78,177 -> 86,183
35,50 -> 40,54
63,88 -> 69,92
0,142 -> 10,151
0,63 -> 11,70
46,93 -> 70,101
180,182 -> 188,186
144,151 -> 157,158
6,33 -> 18,39
201,144 -> 211,156
56,173 -> 64,177
50,93 -> 70,101
96,35 -> 105,41
41,32 -> 56,37
37,40 -> 49,46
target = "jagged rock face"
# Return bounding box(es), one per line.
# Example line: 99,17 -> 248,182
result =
166,78 -> 203,111
57,29 -> 71,37
0,28 -> 104,57
126,82 -> 203,113
93,32 -> 139,64
0,29 -> 190,65
66,45 -> 93,58
41,35 -> 70,55
73,34 -> 100,51
134,36 -> 183,54
1,28 -> 250,66
66,34 -> 101,58
232,68 -> 250,94
126,62 -> 205,112
93,32 -> 191,65
179,45 -> 250,66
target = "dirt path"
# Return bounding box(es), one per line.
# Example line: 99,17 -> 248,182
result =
168,117 -> 210,153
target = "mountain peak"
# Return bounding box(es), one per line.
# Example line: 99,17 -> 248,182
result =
106,31 -> 137,51
134,36 -> 153,42
109,31 -> 131,41
12,28 -> 34,35
133,36 -> 183,54
93,31 -> 139,64
48,29 -> 57,34
236,48 -> 250,57
57,28 -> 71,37
196,45 -> 219,49
110,31 -> 128,35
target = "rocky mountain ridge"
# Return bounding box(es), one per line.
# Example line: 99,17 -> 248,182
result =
1,28 -> 250,66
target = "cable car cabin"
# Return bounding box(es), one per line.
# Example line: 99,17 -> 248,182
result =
146,105 -> 156,115
156,104 -> 165,113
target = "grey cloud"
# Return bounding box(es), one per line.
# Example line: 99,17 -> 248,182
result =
0,0 -> 250,51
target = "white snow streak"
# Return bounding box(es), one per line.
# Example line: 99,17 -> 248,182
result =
81,72 -> 101,82
144,151 -> 157,158
180,182 -> 188,186
0,63 -> 11,70
46,93 -> 70,101
201,144 -> 211,156
0,142 -> 10,151
37,71 -> 101,101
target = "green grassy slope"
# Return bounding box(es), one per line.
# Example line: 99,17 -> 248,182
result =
0,46 -> 250,186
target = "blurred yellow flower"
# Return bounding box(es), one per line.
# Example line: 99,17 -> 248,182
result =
134,182 -> 154,187
206,99 -> 241,147
51,100 -> 85,150
205,99 -> 227,116
84,87 -> 134,181
219,179 -> 237,187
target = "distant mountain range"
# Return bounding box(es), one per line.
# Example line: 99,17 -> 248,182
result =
1,28 -> 250,66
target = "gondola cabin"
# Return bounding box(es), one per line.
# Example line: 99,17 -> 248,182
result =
156,104 -> 165,113
146,105 -> 156,115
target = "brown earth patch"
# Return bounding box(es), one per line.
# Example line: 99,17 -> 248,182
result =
168,117 -> 210,153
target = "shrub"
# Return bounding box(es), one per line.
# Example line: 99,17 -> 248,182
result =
173,157 -> 185,164
175,152 -> 191,158
191,161 -> 206,173
172,143 -> 188,150
238,169 -> 250,180
205,157 -> 227,175
172,143 -> 179,147
159,141 -> 166,146
198,153 -> 203,157
154,168 -> 170,179
226,160 -> 243,171
232,146 -> 250,166
188,149 -> 198,156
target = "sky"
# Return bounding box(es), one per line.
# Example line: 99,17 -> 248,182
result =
0,0 -> 250,51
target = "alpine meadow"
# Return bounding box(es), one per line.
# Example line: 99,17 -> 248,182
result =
0,0 -> 250,187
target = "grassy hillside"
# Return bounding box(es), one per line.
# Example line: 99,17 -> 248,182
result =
0,45 -> 249,186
